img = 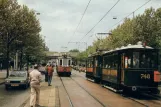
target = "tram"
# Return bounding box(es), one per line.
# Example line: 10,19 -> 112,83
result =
86,42 -> 161,94
56,54 -> 72,76
86,52 -> 102,83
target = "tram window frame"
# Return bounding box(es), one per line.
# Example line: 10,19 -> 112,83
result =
133,52 -> 140,68
103,53 -> 118,69
124,52 -> 132,68
68,60 -> 71,66
95,59 -> 98,67
87,59 -> 93,67
103,56 -> 111,69
60,59 -> 62,66
139,51 -> 158,69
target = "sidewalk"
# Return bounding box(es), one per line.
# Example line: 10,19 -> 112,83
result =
23,82 -> 59,107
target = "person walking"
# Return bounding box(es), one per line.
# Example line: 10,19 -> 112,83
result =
29,64 -> 41,107
47,65 -> 54,86
45,64 -> 48,82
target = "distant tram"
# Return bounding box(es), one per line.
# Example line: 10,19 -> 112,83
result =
56,54 -> 72,76
86,42 -> 161,94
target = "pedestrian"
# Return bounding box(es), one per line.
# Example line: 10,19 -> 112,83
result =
45,64 -> 48,82
47,64 -> 54,86
29,64 -> 41,107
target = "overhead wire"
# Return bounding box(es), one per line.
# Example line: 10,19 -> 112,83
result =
68,0 -> 92,43
85,0 -> 152,50
104,0 -> 152,32
79,0 -> 121,41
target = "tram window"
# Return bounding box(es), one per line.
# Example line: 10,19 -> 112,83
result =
103,56 -> 111,68
95,60 -> 98,67
87,60 -> 92,67
124,53 -> 132,68
140,52 -> 157,68
68,60 -> 71,66
60,59 -> 62,66
133,52 -> 139,68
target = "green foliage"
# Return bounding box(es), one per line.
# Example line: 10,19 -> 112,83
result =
0,0 -> 47,65
79,7 -> 161,58
76,51 -> 87,61
69,49 -> 79,52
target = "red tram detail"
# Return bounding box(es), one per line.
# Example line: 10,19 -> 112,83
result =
56,54 -> 72,76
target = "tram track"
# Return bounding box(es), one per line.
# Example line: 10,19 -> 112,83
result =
71,73 -> 149,107
72,73 -> 148,107
59,77 -> 74,107
72,71 -> 161,107
123,93 -> 161,107
59,75 -> 107,107
70,76 -> 107,107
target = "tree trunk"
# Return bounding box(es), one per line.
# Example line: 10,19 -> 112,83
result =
6,42 -> 9,78
26,55 -> 29,71
20,49 -> 23,70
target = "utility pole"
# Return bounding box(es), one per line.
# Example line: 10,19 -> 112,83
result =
133,12 -> 135,18
96,33 -> 111,51
15,51 -> 18,70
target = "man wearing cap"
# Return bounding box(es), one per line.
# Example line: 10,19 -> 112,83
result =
29,64 -> 42,107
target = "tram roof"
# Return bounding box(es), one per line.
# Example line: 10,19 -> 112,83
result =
103,44 -> 154,54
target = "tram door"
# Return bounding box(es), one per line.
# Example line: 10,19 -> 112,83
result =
120,54 -> 125,84
93,57 -> 97,76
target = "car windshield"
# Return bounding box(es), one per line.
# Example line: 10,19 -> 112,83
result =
9,72 -> 26,77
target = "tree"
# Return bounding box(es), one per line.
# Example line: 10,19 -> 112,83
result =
69,49 -> 79,52
0,0 -> 47,77
77,7 -> 161,60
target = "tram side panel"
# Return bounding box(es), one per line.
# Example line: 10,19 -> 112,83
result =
93,55 -> 102,83
121,49 -> 160,93
57,66 -> 71,76
86,57 -> 94,80
101,52 -> 121,90
101,49 -> 160,93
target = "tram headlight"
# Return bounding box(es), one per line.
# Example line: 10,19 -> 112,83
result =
132,86 -> 137,91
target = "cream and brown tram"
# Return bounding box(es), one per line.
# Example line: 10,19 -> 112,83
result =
56,54 -> 72,76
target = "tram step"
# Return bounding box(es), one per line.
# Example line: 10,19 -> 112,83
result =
87,78 -> 95,82
102,85 -> 123,93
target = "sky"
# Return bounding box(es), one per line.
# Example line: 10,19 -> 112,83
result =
17,0 -> 161,52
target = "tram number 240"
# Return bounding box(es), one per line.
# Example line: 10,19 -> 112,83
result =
141,74 -> 150,79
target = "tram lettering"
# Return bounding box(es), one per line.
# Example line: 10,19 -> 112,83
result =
141,74 -> 150,79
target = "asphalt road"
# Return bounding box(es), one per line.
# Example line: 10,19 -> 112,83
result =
0,73 -> 45,107
0,84 -> 30,107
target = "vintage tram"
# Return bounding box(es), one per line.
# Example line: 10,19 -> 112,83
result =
56,54 -> 72,76
86,52 -> 102,83
86,42 -> 161,94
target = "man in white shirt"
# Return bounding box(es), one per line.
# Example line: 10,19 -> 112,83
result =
29,64 -> 41,107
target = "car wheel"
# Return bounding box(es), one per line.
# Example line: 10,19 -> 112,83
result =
23,84 -> 28,89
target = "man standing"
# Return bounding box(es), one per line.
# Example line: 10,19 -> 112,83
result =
47,65 -> 54,86
45,64 -> 49,82
29,64 -> 41,107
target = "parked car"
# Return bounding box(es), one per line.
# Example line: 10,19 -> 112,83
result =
5,71 -> 30,90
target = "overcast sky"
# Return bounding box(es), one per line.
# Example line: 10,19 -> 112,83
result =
17,0 -> 161,52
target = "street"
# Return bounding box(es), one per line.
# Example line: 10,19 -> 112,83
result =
0,69 -> 44,107
0,70 -> 161,107
0,84 -> 30,107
